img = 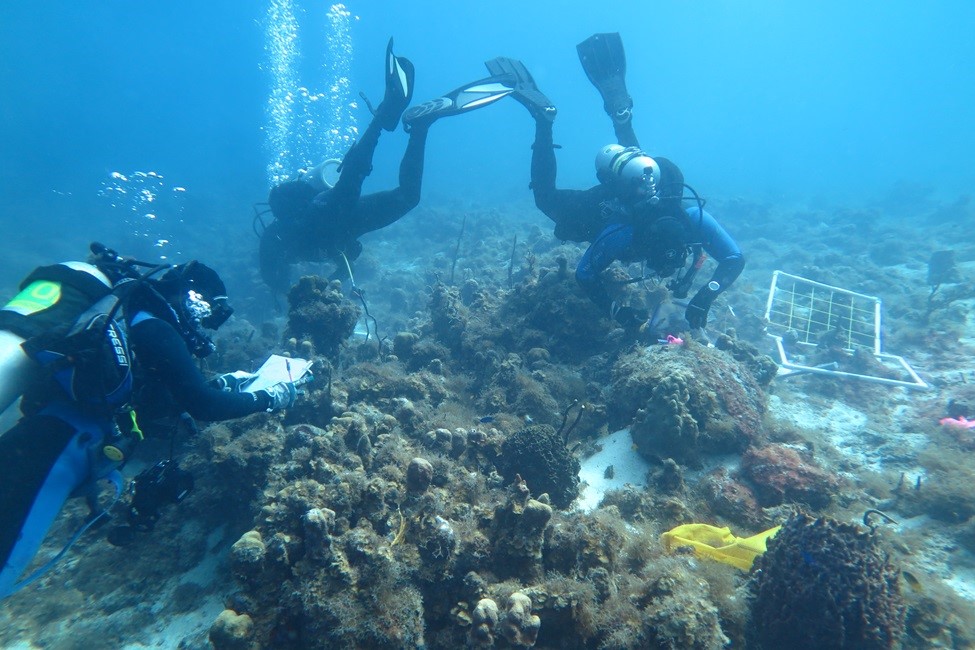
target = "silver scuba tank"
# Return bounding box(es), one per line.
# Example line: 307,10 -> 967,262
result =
0,262 -> 112,419
301,158 -> 341,192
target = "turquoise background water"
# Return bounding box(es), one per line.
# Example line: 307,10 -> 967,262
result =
1,1 -> 971,268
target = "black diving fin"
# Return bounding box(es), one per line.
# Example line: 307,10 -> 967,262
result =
483,57 -> 557,122
402,74 -> 515,130
576,32 -> 632,126
374,38 -> 415,132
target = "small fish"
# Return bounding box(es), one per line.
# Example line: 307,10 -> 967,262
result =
478,416 -> 495,424
902,570 -> 923,593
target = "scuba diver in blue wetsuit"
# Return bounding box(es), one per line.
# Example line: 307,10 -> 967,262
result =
259,38 -> 517,293
485,34 -> 744,331
0,245 -> 299,599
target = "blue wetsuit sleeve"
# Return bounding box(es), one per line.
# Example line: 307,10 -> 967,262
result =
576,224 -> 634,311
686,207 -> 745,290
130,319 -> 266,421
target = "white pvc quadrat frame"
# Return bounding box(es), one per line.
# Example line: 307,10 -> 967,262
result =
763,271 -> 927,389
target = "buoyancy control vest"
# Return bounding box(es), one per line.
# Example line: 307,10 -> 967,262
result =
0,262 -> 133,417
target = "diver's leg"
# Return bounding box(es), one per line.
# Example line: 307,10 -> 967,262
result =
328,119 -> 384,207
531,120 -> 606,242
321,38 -> 414,211
530,120 -> 559,216
0,415 -> 81,598
351,123 -> 429,236
613,118 -> 640,149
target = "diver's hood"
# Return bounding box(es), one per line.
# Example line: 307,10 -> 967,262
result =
644,215 -> 690,278
124,262 -> 230,358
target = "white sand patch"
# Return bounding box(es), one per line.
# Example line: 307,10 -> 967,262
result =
900,516 -> 975,602
576,428 -> 650,512
959,298 -> 975,347
767,393 -> 927,476
121,527 -> 229,649
122,593 -> 225,650
945,570 -> 975,601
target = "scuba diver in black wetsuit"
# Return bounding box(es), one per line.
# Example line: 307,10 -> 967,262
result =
258,38 -> 517,293
485,34 -> 745,331
0,244 -> 299,599
119,255 -> 297,423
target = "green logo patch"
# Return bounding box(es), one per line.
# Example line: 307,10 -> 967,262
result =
3,280 -> 62,316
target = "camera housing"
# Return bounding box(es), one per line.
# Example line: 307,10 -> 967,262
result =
121,460 -> 193,536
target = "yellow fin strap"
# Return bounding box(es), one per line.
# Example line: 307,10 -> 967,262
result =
660,523 -> 781,571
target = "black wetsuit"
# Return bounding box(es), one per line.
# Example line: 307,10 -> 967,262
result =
128,311 -> 270,428
260,118 -> 429,291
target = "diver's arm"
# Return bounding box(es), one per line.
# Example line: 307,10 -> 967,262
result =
130,319 -> 270,421
687,206 -> 745,291
683,207 -> 744,327
576,223 -> 634,312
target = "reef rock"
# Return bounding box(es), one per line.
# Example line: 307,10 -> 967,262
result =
285,275 -> 360,357
610,343 -> 766,465
489,477 -> 553,580
500,592 -> 541,648
739,443 -> 840,509
209,609 -> 256,650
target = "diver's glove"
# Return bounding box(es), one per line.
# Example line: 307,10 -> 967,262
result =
614,306 -> 649,328
256,381 -> 298,412
685,284 -> 720,329
211,371 -> 258,393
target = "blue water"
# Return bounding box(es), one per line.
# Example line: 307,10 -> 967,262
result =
1,0 -> 972,273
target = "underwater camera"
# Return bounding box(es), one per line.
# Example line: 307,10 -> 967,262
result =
107,460 -> 194,546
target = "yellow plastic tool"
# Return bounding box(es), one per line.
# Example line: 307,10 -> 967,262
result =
660,523 -> 781,571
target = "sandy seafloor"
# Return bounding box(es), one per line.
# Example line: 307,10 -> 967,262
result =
1,189 -> 974,649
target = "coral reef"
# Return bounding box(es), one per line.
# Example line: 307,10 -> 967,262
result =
497,260 -> 614,362
500,591 -> 541,647
488,476 -> 554,581
898,444 -> 975,523
713,329 -> 779,387
285,275 -> 360,357
468,597 -> 500,647
749,513 -> 906,649
209,609 -> 257,650
611,342 -> 767,465
6,194 -> 975,649
700,468 -> 765,528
